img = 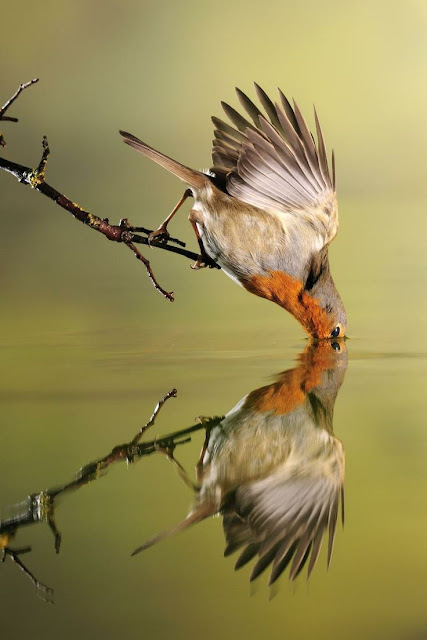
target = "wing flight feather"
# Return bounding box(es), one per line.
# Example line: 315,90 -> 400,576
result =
211,85 -> 339,245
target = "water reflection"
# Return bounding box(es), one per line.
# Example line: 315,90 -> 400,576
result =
136,340 -> 348,585
0,391 -> 213,602
0,340 -> 347,600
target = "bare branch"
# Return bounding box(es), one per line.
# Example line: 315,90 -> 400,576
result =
131,388 -> 177,444
0,78 -> 39,120
126,240 -> 174,301
2,546 -> 54,604
0,78 -> 39,147
0,79 -> 220,300
0,136 -> 219,298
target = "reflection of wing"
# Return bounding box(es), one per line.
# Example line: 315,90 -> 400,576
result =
211,85 -> 338,247
223,461 -> 344,585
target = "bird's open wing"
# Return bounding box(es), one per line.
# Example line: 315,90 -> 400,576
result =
223,469 -> 344,585
211,85 -> 338,246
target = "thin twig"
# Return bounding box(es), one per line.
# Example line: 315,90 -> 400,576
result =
131,388 -> 177,444
0,78 -> 39,147
0,78 -> 39,120
37,135 -> 50,176
126,240 -> 174,301
2,547 -> 53,604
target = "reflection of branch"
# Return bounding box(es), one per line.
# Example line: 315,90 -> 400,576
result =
0,387 -> 224,602
2,546 -> 54,604
0,80 -> 220,300
0,78 -> 39,146
131,388 -> 177,444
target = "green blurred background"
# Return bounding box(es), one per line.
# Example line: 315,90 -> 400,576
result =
1,1 -> 426,638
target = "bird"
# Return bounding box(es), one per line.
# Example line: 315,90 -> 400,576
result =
131,340 -> 347,585
120,84 -> 347,339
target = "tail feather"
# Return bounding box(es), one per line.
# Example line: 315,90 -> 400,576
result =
119,130 -> 209,190
131,504 -> 214,557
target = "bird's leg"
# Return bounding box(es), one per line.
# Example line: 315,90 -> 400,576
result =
148,189 -> 192,245
154,440 -> 198,491
189,219 -> 217,270
195,418 -> 214,483
47,506 -> 62,554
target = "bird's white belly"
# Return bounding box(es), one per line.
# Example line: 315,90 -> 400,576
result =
194,219 -> 244,287
190,189 -> 303,282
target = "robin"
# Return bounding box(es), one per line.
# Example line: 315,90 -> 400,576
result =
120,84 -> 346,339
132,340 -> 347,584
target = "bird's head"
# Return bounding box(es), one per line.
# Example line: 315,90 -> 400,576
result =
299,266 -> 347,340
289,247 -> 347,340
290,272 -> 346,340
325,297 -> 347,341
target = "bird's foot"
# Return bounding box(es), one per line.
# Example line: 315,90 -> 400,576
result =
191,253 -> 217,270
153,439 -> 176,461
148,225 -> 170,246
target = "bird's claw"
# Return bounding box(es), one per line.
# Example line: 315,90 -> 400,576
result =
191,258 -> 204,270
154,440 -> 176,461
191,254 -> 217,270
148,227 -> 170,246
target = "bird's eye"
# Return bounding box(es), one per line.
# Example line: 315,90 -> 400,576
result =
330,326 -> 340,338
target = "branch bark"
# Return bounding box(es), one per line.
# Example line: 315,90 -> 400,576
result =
0,79 -> 220,301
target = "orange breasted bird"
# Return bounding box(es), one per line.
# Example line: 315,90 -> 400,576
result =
120,84 -> 346,339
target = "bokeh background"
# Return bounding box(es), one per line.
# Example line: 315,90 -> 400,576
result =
1,1 -> 426,639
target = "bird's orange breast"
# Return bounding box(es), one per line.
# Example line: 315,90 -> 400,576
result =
243,270 -> 332,338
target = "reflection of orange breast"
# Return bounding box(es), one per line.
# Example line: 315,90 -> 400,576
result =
247,372 -> 306,415
246,342 -> 336,415
0,533 -> 12,549
243,270 -> 332,338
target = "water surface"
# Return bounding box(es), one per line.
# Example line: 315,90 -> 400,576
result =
1,319 -> 425,639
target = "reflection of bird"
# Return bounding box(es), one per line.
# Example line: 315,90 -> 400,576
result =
132,341 -> 347,584
120,84 -> 346,338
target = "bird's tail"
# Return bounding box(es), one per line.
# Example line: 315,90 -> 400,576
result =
131,503 -> 214,557
119,130 -> 209,190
